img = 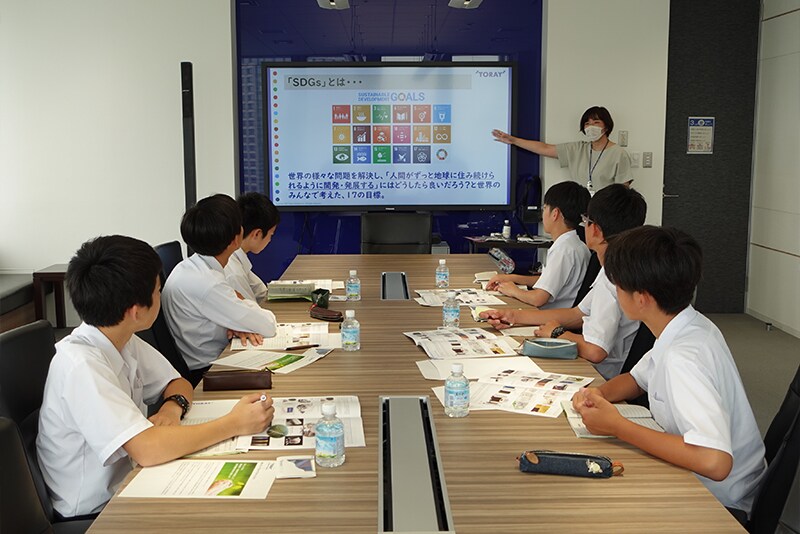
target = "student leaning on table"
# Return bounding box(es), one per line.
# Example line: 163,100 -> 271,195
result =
480,184 -> 646,380
572,226 -> 766,522
162,193 -> 278,387
36,236 -> 274,520
486,180 -> 591,309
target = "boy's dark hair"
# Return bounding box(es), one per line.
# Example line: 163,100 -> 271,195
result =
238,192 -> 281,236
579,106 -> 614,136
605,226 -> 702,315
586,183 -> 646,240
66,235 -> 162,327
543,181 -> 591,229
180,194 -> 242,256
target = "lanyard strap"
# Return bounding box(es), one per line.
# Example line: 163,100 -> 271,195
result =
587,139 -> 610,189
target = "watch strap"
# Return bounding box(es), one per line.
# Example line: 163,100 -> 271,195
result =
164,394 -> 189,419
551,326 -> 566,338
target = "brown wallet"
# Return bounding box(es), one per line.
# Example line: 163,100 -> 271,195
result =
310,305 -> 343,322
202,369 -> 272,391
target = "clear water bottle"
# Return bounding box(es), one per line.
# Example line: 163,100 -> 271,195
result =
444,363 -> 470,418
315,402 -> 345,467
502,219 -> 512,240
442,291 -> 460,328
346,269 -> 361,301
341,309 -> 360,352
435,259 -> 449,288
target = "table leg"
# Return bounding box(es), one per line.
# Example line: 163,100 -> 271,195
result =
54,280 -> 66,328
33,276 -> 45,321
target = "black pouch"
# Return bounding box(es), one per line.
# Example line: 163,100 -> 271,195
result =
517,450 -> 623,478
311,288 -> 330,308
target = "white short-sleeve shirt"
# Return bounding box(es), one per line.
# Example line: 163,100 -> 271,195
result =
555,141 -> 633,191
36,323 -> 180,517
162,253 -> 277,371
224,248 -> 268,305
577,268 -> 640,379
630,306 -> 766,514
533,230 -> 590,310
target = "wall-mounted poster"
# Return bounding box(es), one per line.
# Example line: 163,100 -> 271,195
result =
687,117 -> 714,154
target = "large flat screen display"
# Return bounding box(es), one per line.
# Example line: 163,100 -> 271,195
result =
263,62 -> 515,211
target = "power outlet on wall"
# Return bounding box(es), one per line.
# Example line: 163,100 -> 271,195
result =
629,152 -> 641,168
618,130 -> 628,147
643,152 -> 653,168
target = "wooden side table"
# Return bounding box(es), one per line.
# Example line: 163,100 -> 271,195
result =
33,264 -> 68,328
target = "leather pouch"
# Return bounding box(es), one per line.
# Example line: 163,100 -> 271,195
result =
310,305 -> 343,322
521,339 -> 578,359
517,450 -> 623,478
202,369 -> 272,391
311,288 -> 330,308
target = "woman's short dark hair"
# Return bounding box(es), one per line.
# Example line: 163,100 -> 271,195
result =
579,106 -> 614,136
605,226 -> 703,315
66,235 -> 162,327
180,194 -> 242,256
238,193 -> 281,236
586,183 -> 646,240
543,181 -> 591,229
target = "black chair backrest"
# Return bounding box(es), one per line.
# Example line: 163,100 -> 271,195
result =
0,417 -> 53,533
154,241 -> 183,282
361,212 -> 432,254
136,308 -> 191,382
620,322 -> 656,408
748,364 -> 800,534
571,252 -> 601,308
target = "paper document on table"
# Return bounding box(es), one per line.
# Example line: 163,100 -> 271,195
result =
414,288 -> 505,307
480,281 -> 528,292
230,323 -> 340,350
474,271 -> 497,283
276,456 -> 316,479
211,347 -> 334,374
431,385 -> 495,411
416,356 -> 542,380
181,400 -> 240,457
500,326 -> 539,337
271,279 -> 343,291
120,460 -> 277,499
404,327 -> 519,359
235,396 -> 365,451
561,401 -> 664,438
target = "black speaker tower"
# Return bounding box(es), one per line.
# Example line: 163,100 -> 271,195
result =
181,62 -> 197,212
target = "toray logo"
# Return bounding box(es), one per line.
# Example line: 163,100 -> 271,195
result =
389,92 -> 425,102
475,70 -> 506,78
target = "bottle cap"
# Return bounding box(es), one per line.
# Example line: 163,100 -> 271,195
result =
349,270 -> 357,276
345,309 -> 355,318
439,259 -> 446,265
321,402 -> 336,416
504,219 -> 509,224
451,363 -> 464,374
447,291 -> 456,299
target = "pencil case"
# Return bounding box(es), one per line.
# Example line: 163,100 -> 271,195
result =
517,450 -> 623,478
521,338 -> 578,359
309,305 -> 343,322
202,369 -> 272,391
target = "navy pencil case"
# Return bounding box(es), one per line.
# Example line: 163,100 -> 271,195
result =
517,450 -> 624,478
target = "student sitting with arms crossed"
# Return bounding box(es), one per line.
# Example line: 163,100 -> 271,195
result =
162,194 -> 278,386
37,236 -> 274,519
481,184 -> 646,380
572,226 -> 766,522
225,192 -> 280,306
486,181 -> 591,309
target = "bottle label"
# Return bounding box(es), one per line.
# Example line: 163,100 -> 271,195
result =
445,386 -> 469,408
435,271 -> 449,288
342,326 -> 360,347
346,281 -> 360,299
443,306 -> 459,327
316,433 -> 344,458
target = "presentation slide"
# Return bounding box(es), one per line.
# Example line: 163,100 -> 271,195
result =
264,63 -> 514,210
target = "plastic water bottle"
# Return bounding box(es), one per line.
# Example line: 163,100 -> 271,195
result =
444,363 -> 470,418
341,309 -> 360,351
442,291 -> 460,328
315,402 -> 345,467
346,270 -> 361,301
502,219 -> 512,240
435,259 -> 449,288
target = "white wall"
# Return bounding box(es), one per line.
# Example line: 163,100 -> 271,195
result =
541,0 -> 669,225
0,0 -> 237,273
747,0 -> 800,337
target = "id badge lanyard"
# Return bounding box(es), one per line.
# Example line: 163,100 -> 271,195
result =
587,139 -> 609,193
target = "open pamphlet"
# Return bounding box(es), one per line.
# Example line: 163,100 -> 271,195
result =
416,356 -> 542,380
267,279 -> 344,301
211,347 -> 333,375
561,401 -> 664,438
473,271 -> 497,283
181,400 -> 242,457
230,322 -> 341,351
414,288 -> 505,307
404,327 -> 520,359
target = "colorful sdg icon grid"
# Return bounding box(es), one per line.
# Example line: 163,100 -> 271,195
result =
331,104 -> 452,165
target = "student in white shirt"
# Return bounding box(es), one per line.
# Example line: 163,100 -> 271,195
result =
225,192 -> 280,305
486,181 -> 590,309
37,236 -> 274,519
572,226 -> 766,522
162,194 -> 279,386
481,184 -> 646,379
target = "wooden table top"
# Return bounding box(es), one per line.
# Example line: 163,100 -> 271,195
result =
89,254 -> 743,533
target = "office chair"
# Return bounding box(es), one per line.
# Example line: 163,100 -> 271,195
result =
747,364 -> 800,534
619,322 -> 656,408
154,241 -> 183,282
360,212 -> 432,254
571,251 -> 601,308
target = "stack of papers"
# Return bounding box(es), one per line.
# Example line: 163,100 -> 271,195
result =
414,288 -> 505,307
230,322 -> 342,351
267,280 -> 345,301
404,328 -> 520,359
416,356 -> 542,380
561,401 -> 664,438
211,347 -> 333,375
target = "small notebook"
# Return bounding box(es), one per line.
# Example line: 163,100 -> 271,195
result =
562,401 -> 664,438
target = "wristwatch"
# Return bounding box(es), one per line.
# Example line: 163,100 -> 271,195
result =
164,394 -> 190,420
550,326 -> 566,339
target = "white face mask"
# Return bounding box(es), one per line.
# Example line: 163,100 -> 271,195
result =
583,125 -> 604,142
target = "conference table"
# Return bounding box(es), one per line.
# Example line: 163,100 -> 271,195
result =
90,254 -> 744,533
